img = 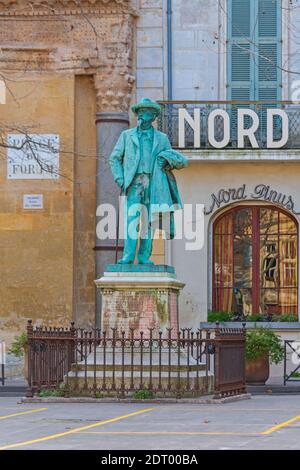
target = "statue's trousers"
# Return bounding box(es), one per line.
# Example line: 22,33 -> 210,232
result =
123,173 -> 153,262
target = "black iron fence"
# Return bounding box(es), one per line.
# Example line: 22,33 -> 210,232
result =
26,320 -> 246,399
157,101 -> 300,149
284,340 -> 300,385
0,340 -> 5,386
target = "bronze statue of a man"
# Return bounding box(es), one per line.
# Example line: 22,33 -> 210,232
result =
109,98 -> 188,265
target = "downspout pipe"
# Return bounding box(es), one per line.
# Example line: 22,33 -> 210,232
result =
166,0 -> 173,268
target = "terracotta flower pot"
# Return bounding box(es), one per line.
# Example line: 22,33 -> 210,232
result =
246,354 -> 270,385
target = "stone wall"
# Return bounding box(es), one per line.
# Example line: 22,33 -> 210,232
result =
0,0 -> 137,345
0,73 -> 75,345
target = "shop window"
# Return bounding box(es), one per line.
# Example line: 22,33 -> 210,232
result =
213,206 -> 298,317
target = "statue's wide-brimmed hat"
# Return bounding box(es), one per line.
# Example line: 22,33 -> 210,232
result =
131,98 -> 161,116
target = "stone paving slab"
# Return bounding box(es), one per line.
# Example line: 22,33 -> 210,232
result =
2,395 -> 300,449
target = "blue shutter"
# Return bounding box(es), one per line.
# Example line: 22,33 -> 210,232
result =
227,1 -> 253,143
257,0 -> 282,140
227,0 -> 281,101
228,0 -> 253,101
227,0 -> 282,144
231,0 -> 250,37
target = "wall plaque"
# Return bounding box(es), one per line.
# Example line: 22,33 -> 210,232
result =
23,194 -> 43,209
7,134 -> 59,180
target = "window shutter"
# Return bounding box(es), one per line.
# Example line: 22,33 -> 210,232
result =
228,0 -> 253,101
227,0 -> 282,144
257,0 -> 282,139
228,0 -> 253,142
257,0 -> 281,97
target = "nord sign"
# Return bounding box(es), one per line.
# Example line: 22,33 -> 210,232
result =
178,108 -> 289,149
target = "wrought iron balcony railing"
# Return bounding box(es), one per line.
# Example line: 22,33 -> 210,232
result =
157,101 -> 300,150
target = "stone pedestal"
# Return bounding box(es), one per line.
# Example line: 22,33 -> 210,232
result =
67,265 -> 213,397
95,264 -> 185,336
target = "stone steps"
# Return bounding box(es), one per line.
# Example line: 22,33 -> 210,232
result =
65,346 -> 214,397
70,363 -> 207,373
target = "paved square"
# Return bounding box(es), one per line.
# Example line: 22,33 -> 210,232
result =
0,396 -> 300,450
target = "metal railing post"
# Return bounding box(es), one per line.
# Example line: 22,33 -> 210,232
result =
26,319 -> 34,398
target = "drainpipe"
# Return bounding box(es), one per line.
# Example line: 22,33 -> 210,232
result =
167,0 -> 173,101
166,0 -> 173,267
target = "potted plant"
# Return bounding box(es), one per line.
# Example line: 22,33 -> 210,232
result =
245,328 -> 284,385
9,332 -> 28,380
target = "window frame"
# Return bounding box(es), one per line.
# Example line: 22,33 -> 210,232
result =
227,0 -> 282,101
212,204 -> 298,316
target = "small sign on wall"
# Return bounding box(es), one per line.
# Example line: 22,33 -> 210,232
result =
7,134 -> 59,179
23,194 -> 43,210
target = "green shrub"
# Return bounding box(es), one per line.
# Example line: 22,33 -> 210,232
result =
246,328 -> 284,364
9,332 -> 27,357
95,391 -> 104,399
246,314 -> 264,322
290,371 -> 300,378
38,388 -> 65,398
207,311 -> 298,323
133,390 -> 154,400
207,311 -> 233,322
272,314 -> 298,323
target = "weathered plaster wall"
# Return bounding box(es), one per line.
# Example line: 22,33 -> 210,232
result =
136,0 -> 220,101
285,0 -> 300,99
0,73 -> 75,345
0,1 -> 136,344
136,0 -> 164,102
171,0 -> 219,100
136,0 -> 300,101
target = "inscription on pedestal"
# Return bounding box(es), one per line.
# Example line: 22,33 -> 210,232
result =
95,267 -> 184,337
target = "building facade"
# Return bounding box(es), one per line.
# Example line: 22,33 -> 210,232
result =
1,0 -> 300,348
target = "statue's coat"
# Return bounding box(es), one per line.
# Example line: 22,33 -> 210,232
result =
109,127 -> 188,238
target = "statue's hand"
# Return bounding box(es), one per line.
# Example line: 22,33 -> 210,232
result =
157,156 -> 166,169
116,176 -> 124,189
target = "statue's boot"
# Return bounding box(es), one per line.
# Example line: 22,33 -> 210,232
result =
137,236 -> 153,265
117,256 -> 134,264
138,256 -> 154,265
117,236 -> 137,264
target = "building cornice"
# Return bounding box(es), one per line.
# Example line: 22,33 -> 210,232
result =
182,149 -> 300,162
0,0 -> 137,113
0,0 -> 137,16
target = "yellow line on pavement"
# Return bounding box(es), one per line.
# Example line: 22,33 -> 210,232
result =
262,414 -> 300,435
80,431 -> 258,436
0,408 -> 48,421
0,408 -> 153,450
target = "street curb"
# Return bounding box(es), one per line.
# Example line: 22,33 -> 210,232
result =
20,393 -> 251,405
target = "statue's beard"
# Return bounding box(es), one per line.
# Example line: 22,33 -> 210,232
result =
138,118 -> 152,130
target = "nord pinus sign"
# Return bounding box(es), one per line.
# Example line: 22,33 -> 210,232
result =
178,108 -> 289,149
